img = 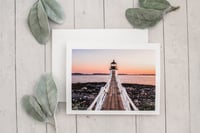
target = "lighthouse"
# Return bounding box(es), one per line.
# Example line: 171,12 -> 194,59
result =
110,60 -> 118,77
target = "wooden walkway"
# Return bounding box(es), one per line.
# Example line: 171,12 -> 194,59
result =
102,72 -> 124,110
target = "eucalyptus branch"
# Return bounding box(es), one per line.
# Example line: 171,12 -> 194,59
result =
126,0 -> 180,29
22,74 -> 58,133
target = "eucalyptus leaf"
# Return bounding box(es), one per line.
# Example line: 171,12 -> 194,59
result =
126,8 -> 163,29
28,0 -> 50,44
35,74 -> 57,117
139,0 -> 180,11
22,95 -> 47,122
139,0 -> 171,10
41,0 -> 65,24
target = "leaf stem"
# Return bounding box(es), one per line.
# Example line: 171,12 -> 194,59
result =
46,117 -> 56,131
54,113 -> 58,133
45,110 -> 58,132
164,6 -> 180,14
46,121 -> 56,127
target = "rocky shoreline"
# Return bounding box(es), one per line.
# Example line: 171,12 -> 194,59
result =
72,82 -> 155,111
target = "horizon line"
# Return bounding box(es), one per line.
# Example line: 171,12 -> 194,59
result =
72,72 -> 156,75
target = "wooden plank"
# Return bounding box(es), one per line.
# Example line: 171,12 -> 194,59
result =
77,115 -> 107,133
74,0 -> 107,133
104,0 -> 133,28
46,0 -> 76,133
0,0 -> 16,133
16,0 -> 46,133
55,103 -> 76,133
131,2 -> 166,133
137,22 -> 166,133
164,0 -> 190,133
104,1 -> 136,133
187,0 -> 200,132
77,115 -> 135,133
75,0 -> 104,28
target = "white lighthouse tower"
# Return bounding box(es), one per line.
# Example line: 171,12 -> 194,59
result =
110,60 -> 118,77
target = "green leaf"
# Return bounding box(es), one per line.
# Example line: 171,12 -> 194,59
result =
22,95 -> 47,122
35,74 -> 57,117
139,0 -> 171,10
41,0 -> 65,24
28,0 -> 50,44
125,8 -> 163,29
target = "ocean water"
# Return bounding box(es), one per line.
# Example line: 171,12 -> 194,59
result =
72,75 -> 155,86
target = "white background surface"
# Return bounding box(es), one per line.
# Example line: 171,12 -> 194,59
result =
0,0 -> 199,133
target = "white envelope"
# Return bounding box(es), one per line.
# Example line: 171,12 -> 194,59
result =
52,29 -> 148,102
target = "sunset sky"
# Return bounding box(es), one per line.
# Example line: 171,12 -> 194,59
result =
72,49 -> 156,75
